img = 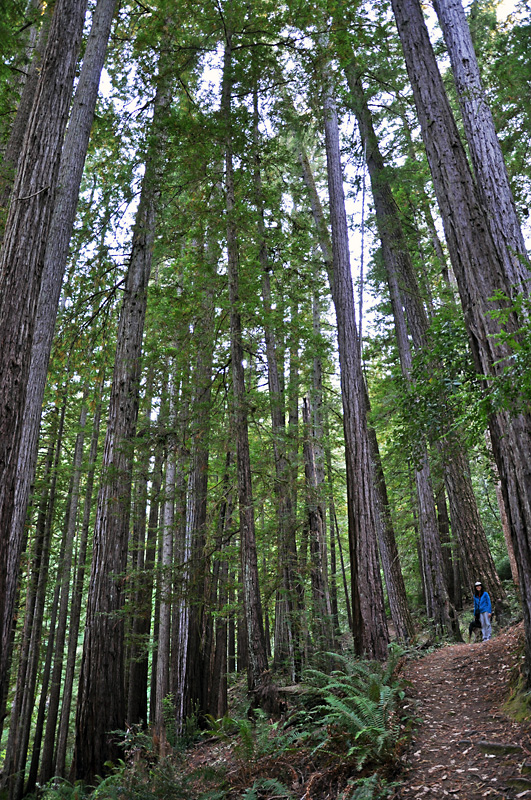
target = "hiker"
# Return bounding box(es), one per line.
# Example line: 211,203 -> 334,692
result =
473,580 -> 492,642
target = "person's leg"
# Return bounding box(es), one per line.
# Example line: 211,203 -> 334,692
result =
480,612 -> 492,641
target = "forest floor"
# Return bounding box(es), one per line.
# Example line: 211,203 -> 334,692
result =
125,624 -> 531,800
391,623 -> 531,800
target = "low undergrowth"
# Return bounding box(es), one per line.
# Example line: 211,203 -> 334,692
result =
37,646 -> 410,800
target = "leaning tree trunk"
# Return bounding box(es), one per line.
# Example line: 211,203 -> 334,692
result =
344,58 -> 502,601
392,0 -> 531,680
0,0 -> 88,702
322,75 -> 389,659
221,34 -> 274,707
389,262 -> 459,637
72,75 -> 169,782
433,0 -> 530,294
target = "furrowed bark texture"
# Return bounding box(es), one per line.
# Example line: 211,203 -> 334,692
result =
222,35 -> 270,696
0,0 -> 88,700
298,135 -> 410,644
433,0 -> 530,293
0,9 -> 51,215
323,80 -> 388,659
345,60 -> 501,602
73,78 -> 168,781
2,0 -> 116,715
183,269 -> 216,722
56,392 -> 102,777
302,398 -> 335,658
392,0 -> 531,677
253,92 -> 299,676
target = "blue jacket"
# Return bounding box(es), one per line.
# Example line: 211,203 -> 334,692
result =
474,591 -> 492,615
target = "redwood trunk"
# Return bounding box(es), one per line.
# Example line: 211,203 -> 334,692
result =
392,0 -> 531,679
72,77 -> 168,781
0,0 -> 88,700
345,59 -> 502,601
433,0 -> 530,293
55,389 -> 103,777
322,77 -> 388,659
297,134 -> 411,642
222,34 -> 270,698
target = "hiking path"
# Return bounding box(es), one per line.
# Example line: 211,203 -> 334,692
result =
393,625 -> 531,799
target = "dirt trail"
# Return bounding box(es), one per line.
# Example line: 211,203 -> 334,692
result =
393,625 -> 531,799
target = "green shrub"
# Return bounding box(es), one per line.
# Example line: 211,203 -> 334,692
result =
496,556 -> 513,581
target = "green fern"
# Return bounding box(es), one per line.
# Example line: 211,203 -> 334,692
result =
240,777 -> 295,799
298,647 -> 404,769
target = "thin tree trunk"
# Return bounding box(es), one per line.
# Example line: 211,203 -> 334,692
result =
333,509 -> 353,633
127,438 -> 163,726
435,484 -> 455,604
221,33 -> 273,707
297,133 -> 412,642
154,375 -> 176,756
324,408 -> 340,634
311,290 -> 333,634
171,370 -> 190,735
125,377 -> 153,725
55,387 -> 103,777
37,398 -> 88,785
182,262 -> 216,726
252,87 -> 299,679
25,501 -> 71,796
205,452 -> 233,718
302,397 -> 335,661
6,394 -> 67,799
1,427 -> 56,791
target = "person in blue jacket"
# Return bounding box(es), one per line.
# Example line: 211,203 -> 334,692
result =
473,581 -> 492,641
